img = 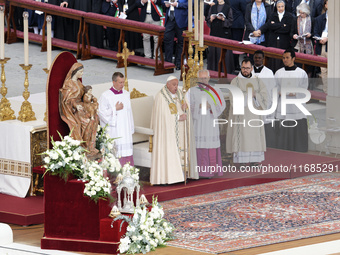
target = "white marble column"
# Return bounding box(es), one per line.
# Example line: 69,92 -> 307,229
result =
326,0 -> 340,153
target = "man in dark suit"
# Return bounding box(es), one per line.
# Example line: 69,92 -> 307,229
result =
313,0 -> 328,92
162,0 -> 188,69
102,0 -> 120,51
229,0 -> 249,70
138,0 -> 163,58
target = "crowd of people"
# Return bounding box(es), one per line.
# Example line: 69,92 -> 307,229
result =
15,0 -> 327,78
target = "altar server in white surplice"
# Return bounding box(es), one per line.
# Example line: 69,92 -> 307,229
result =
227,58 -> 268,165
150,75 -> 198,185
275,49 -> 308,152
98,72 -> 135,166
252,50 -> 277,148
186,70 -> 226,178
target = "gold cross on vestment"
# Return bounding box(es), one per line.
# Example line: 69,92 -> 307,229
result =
117,42 -> 135,91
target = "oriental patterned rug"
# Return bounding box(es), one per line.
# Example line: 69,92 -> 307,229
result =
162,173 -> 340,254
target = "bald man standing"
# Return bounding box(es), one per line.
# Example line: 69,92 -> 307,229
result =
150,76 -> 198,185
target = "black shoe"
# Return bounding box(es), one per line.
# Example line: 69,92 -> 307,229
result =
176,66 -> 181,70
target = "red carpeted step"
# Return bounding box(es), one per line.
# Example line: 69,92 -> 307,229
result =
0,194 -> 43,226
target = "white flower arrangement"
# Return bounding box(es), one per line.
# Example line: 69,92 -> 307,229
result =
113,197 -> 174,254
96,124 -> 116,157
83,160 -> 112,202
119,163 -> 140,183
100,153 -> 122,174
42,132 -> 87,180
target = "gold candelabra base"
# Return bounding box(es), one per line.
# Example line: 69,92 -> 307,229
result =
197,45 -> 208,71
0,58 -> 16,121
17,64 -> 37,122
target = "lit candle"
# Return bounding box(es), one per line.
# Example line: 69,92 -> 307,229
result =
46,15 -> 52,70
199,0 -> 204,47
194,0 -> 198,40
23,12 -> 29,66
0,6 -> 4,59
188,0 -> 192,32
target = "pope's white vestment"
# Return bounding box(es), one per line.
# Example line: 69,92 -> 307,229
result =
150,86 -> 198,185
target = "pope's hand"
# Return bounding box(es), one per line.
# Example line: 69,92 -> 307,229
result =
181,102 -> 188,111
116,101 -> 124,110
179,114 -> 187,121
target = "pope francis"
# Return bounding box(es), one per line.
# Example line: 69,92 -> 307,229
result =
150,76 -> 198,185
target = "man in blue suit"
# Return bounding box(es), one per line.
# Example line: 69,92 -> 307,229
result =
162,0 -> 188,69
138,0 -> 163,58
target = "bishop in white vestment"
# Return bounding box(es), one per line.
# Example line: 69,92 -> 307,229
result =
226,58 -> 268,164
98,72 -> 135,165
150,76 -> 198,185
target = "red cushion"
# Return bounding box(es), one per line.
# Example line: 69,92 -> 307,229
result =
32,166 -> 46,174
127,55 -> 175,69
83,12 -> 165,33
90,47 -> 118,59
52,38 -> 79,50
16,31 -> 43,42
11,0 -> 85,18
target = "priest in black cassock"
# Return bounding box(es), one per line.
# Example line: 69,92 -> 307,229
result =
274,49 -> 309,153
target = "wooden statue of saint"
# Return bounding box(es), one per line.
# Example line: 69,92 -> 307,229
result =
59,62 -> 100,158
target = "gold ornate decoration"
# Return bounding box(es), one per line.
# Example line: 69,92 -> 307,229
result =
0,159 -> 31,177
169,103 -> 177,114
197,46 -> 208,71
130,88 -> 147,99
0,58 -> 16,121
18,64 -> 36,122
114,173 -> 123,184
148,135 -> 153,153
117,42 -> 135,92
30,127 -> 47,195
192,41 -> 200,79
109,205 -> 121,218
139,194 -> 149,206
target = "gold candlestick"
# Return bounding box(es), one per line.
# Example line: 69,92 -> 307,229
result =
183,31 -> 195,91
17,64 -> 36,122
0,58 -> 16,121
197,45 -> 208,70
192,40 -> 200,79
